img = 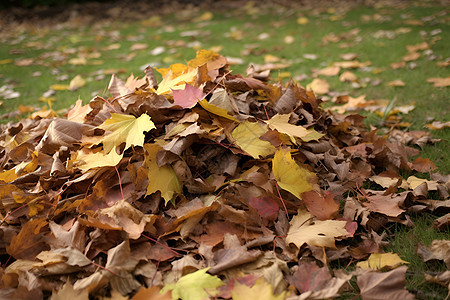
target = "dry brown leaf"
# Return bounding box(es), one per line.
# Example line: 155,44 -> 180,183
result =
357,266 -> 415,300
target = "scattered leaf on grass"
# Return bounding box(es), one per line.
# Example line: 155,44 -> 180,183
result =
357,253 -> 408,270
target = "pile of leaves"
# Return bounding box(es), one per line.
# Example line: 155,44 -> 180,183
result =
0,50 -> 449,299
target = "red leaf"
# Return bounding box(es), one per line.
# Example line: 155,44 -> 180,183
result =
172,84 -> 204,108
248,197 -> 279,220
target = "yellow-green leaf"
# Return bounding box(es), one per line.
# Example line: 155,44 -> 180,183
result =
356,253 -> 409,270
286,209 -> 348,248
232,277 -> 286,300
232,120 -> 276,159
144,143 -> 181,204
266,114 -> 324,143
272,148 -> 317,199
98,113 -> 156,154
161,268 -> 223,300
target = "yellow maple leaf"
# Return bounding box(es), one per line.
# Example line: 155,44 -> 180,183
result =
74,148 -> 123,171
266,114 -> 324,143
98,113 -> 156,154
156,67 -> 197,95
232,277 -> 286,300
188,49 -> 226,70
286,209 -> 348,248
144,143 -> 181,203
356,253 -> 409,270
272,149 -> 317,199
232,120 -> 276,159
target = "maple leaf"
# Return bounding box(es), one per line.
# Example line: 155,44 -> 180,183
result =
144,143 -> 182,203
172,83 -> 204,108
272,149 -> 317,199
161,268 -> 223,300
356,253 -> 409,270
232,120 -> 276,159
286,209 -> 348,248
231,277 -> 287,300
156,67 -> 197,95
266,113 -> 324,143
98,113 -> 156,154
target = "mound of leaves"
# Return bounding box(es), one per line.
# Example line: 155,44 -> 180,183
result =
0,50 -> 449,299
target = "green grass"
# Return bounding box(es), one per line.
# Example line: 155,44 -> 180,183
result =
0,1 -> 448,298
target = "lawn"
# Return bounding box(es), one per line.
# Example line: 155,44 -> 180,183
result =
0,1 -> 448,299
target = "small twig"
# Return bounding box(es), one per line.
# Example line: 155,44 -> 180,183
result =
141,233 -> 182,256
91,260 -> 119,277
151,260 -> 160,286
115,166 -> 124,200
275,182 -> 290,220
0,204 -> 28,225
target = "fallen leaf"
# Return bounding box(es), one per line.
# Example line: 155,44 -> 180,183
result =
74,148 -> 123,171
51,282 -> 89,300
316,66 -> 340,76
417,240 -> 450,268
424,121 -> 450,129
402,52 -> 420,62
69,75 -> 86,91
426,77 -> 450,87
308,78 -> 330,94
356,253 -> 408,270
286,209 -> 348,248
297,17 -> 309,24
339,71 -> 357,82
232,120 -> 276,159
357,266 -> 415,300
301,190 -> 340,220
132,286 -> 171,300
266,113 -> 324,143
98,113 -> 156,154
172,84 -> 204,109
231,277 -> 286,300
156,67 -> 197,95
248,197 -> 279,221
387,80 -> 405,87
198,99 -> 238,122
144,143 -> 182,203
272,149 -> 317,199
161,268 -> 223,300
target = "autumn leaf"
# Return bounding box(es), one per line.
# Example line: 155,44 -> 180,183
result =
426,77 -> 450,87
301,190 -> 340,220
156,67 -> 197,95
69,75 -> 86,91
272,149 -> 317,199
199,99 -> 238,122
161,268 -> 223,300
172,83 -> 204,109
266,113 -> 324,143
308,78 -> 330,94
356,253 -> 409,270
98,113 -> 156,154
231,277 -> 287,300
74,148 -> 123,171
232,120 -> 276,159
286,209 -> 348,248
144,143 -> 182,204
